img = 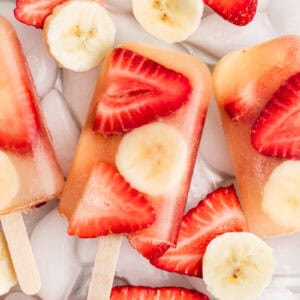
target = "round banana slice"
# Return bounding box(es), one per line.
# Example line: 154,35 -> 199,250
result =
44,0 -> 116,72
0,233 -> 17,296
132,0 -> 204,43
116,122 -> 188,196
203,232 -> 274,300
0,151 -> 19,209
263,161 -> 300,229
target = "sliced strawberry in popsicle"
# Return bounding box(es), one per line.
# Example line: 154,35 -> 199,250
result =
93,47 -> 192,135
110,286 -> 209,300
0,86 -> 39,153
151,186 -> 247,277
251,72 -> 300,159
68,162 -> 155,238
204,0 -> 258,26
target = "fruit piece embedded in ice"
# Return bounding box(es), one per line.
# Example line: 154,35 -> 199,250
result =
251,72 -> 300,159
44,1 -> 115,72
14,0 -> 103,29
0,232 -> 17,296
59,43 -> 212,247
93,48 -> 192,135
262,161 -> 300,229
110,286 -> 209,300
0,16 -> 64,214
204,0 -> 258,26
213,36 -> 300,236
116,122 -> 188,196
203,232 -> 274,300
68,162 -> 155,238
131,0 -> 204,43
151,186 -> 248,277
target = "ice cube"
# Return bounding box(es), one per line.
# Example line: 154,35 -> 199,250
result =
0,2 -> 58,98
104,0 -> 132,14
116,239 -> 192,288
30,209 -> 81,300
111,12 -> 184,52
23,200 -> 58,235
187,12 -> 276,58
258,287 -> 298,300
41,89 -> 80,176
76,239 -> 98,266
62,67 -> 100,127
4,293 -> 36,300
268,0 -> 300,36
199,98 -> 235,176
265,232 -> 300,275
258,0 -> 270,11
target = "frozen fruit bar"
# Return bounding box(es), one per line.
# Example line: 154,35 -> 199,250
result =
59,43 -> 211,256
214,36 -> 300,236
0,16 -> 64,214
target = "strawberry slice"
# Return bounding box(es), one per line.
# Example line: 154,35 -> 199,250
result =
204,0 -> 257,26
14,0 -> 67,28
93,48 -> 192,135
251,72 -> 300,159
110,286 -> 209,300
68,162 -> 155,238
127,237 -> 170,260
14,0 -> 103,29
151,185 -> 247,277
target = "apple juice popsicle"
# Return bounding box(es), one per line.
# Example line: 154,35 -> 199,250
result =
59,42 -> 211,244
213,36 -> 300,237
59,43 -> 211,298
0,16 -> 64,293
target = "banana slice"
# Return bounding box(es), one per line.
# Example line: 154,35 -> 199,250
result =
116,122 -> 188,196
132,0 -> 204,43
203,232 -> 274,300
44,0 -> 116,72
0,151 -> 19,209
0,232 -> 17,296
263,161 -> 300,229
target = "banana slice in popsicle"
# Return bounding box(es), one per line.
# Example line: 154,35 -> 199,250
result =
132,0 -> 204,43
44,0 -> 116,72
262,160 -> 300,229
203,232 -> 274,300
116,122 -> 188,196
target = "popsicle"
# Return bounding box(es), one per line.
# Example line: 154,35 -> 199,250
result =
59,43 -> 211,299
0,16 -> 64,293
213,35 -> 300,237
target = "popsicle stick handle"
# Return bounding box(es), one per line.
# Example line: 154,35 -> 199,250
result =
87,235 -> 122,300
1,211 -> 41,295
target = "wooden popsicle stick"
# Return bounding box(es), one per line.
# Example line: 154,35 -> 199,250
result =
1,211 -> 41,295
87,235 -> 122,300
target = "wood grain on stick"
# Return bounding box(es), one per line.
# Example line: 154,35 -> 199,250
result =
87,235 -> 122,300
1,211 -> 41,295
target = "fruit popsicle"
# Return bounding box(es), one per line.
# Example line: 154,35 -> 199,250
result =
0,16 -> 64,214
0,16 -> 64,293
59,42 -> 211,245
213,36 -> 300,236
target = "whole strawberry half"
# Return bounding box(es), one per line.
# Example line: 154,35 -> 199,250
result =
110,286 -> 209,300
251,72 -> 300,159
151,185 -> 248,277
204,0 -> 258,26
93,47 -> 192,135
68,162 -> 155,238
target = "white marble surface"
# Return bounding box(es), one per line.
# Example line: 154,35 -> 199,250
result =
0,0 -> 300,299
